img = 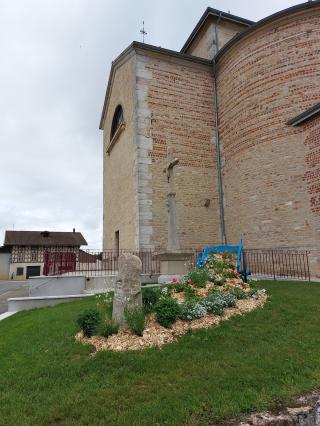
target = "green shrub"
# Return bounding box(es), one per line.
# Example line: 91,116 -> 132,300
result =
248,279 -> 258,289
184,285 -> 202,303
220,292 -> 237,307
223,270 -> 238,279
172,282 -> 187,293
179,302 -> 207,321
76,309 -> 101,337
154,297 -> 181,328
247,288 -> 258,297
228,287 -> 247,299
207,287 -> 219,296
142,287 -> 161,313
199,294 -> 226,316
99,318 -> 119,337
211,275 -> 226,286
124,306 -> 145,336
189,269 -> 210,288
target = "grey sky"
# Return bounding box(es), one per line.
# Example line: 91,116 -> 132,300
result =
0,0 -> 299,248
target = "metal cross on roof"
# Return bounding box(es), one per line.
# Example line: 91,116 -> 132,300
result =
140,21 -> 147,43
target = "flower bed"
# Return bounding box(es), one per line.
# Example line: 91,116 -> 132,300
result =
75,252 -> 267,352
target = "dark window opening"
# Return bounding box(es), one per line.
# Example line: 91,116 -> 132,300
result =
26,265 -> 41,279
110,105 -> 124,140
115,231 -> 119,256
16,267 -> 24,276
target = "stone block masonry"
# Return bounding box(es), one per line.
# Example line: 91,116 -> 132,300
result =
101,3 -> 320,279
136,52 -> 221,250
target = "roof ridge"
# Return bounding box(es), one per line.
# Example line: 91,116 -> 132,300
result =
181,7 -> 254,53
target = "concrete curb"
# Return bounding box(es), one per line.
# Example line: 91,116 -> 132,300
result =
0,312 -> 17,321
8,293 -> 93,312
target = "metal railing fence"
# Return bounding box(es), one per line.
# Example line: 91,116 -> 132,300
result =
42,247 -> 311,281
242,249 -> 310,281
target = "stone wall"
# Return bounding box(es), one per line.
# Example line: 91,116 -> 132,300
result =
103,53 -> 138,250
136,52 -> 220,250
185,16 -> 248,60
216,7 -> 320,256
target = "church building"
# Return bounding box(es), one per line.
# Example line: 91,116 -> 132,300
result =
100,2 -> 320,275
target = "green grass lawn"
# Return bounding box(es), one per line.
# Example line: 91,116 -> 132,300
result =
0,281 -> 319,425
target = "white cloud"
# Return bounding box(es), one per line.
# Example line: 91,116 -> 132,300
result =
0,0 -> 301,248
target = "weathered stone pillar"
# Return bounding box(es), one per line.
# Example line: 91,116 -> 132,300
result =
112,253 -> 142,325
309,248 -> 320,280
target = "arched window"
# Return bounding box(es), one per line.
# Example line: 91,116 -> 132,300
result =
110,105 -> 124,140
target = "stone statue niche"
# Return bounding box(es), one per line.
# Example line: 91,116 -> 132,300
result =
112,253 -> 142,325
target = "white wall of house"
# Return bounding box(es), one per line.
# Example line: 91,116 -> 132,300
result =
0,253 -> 10,280
9,262 -> 44,281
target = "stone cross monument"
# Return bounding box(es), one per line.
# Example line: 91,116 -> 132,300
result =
163,147 -> 180,252
157,146 -> 191,282
112,253 -> 142,325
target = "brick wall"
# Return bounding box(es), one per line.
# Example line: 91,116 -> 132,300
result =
304,125 -> 320,217
216,8 -> 320,252
136,52 -> 220,250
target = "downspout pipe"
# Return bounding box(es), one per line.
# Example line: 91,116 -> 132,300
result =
213,13 -> 227,244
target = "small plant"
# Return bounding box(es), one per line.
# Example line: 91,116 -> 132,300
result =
179,302 -> 207,321
99,318 -> 119,337
211,275 -> 226,286
142,287 -> 161,313
207,286 -> 219,296
184,285 -> 202,303
199,294 -> 226,316
124,306 -> 145,336
228,287 -> 247,299
160,286 -> 172,297
95,292 -> 113,317
220,292 -> 237,307
247,288 -> 258,297
154,297 -> 181,328
223,270 -> 238,279
172,282 -> 187,293
207,271 -> 217,283
76,309 -> 101,337
206,253 -> 235,275
222,250 -> 233,261
248,279 -> 258,289
189,269 -> 210,288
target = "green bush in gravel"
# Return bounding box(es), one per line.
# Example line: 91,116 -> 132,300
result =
142,287 -> 161,313
154,297 -> 181,328
76,309 -> 101,337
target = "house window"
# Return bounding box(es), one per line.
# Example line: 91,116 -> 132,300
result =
110,105 -> 124,140
16,267 -> 24,276
17,248 -> 25,262
31,248 -> 38,262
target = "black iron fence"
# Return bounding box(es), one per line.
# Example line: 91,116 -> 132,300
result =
44,249 -> 162,276
43,248 -> 202,277
42,247 -> 311,281
242,249 -> 310,281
